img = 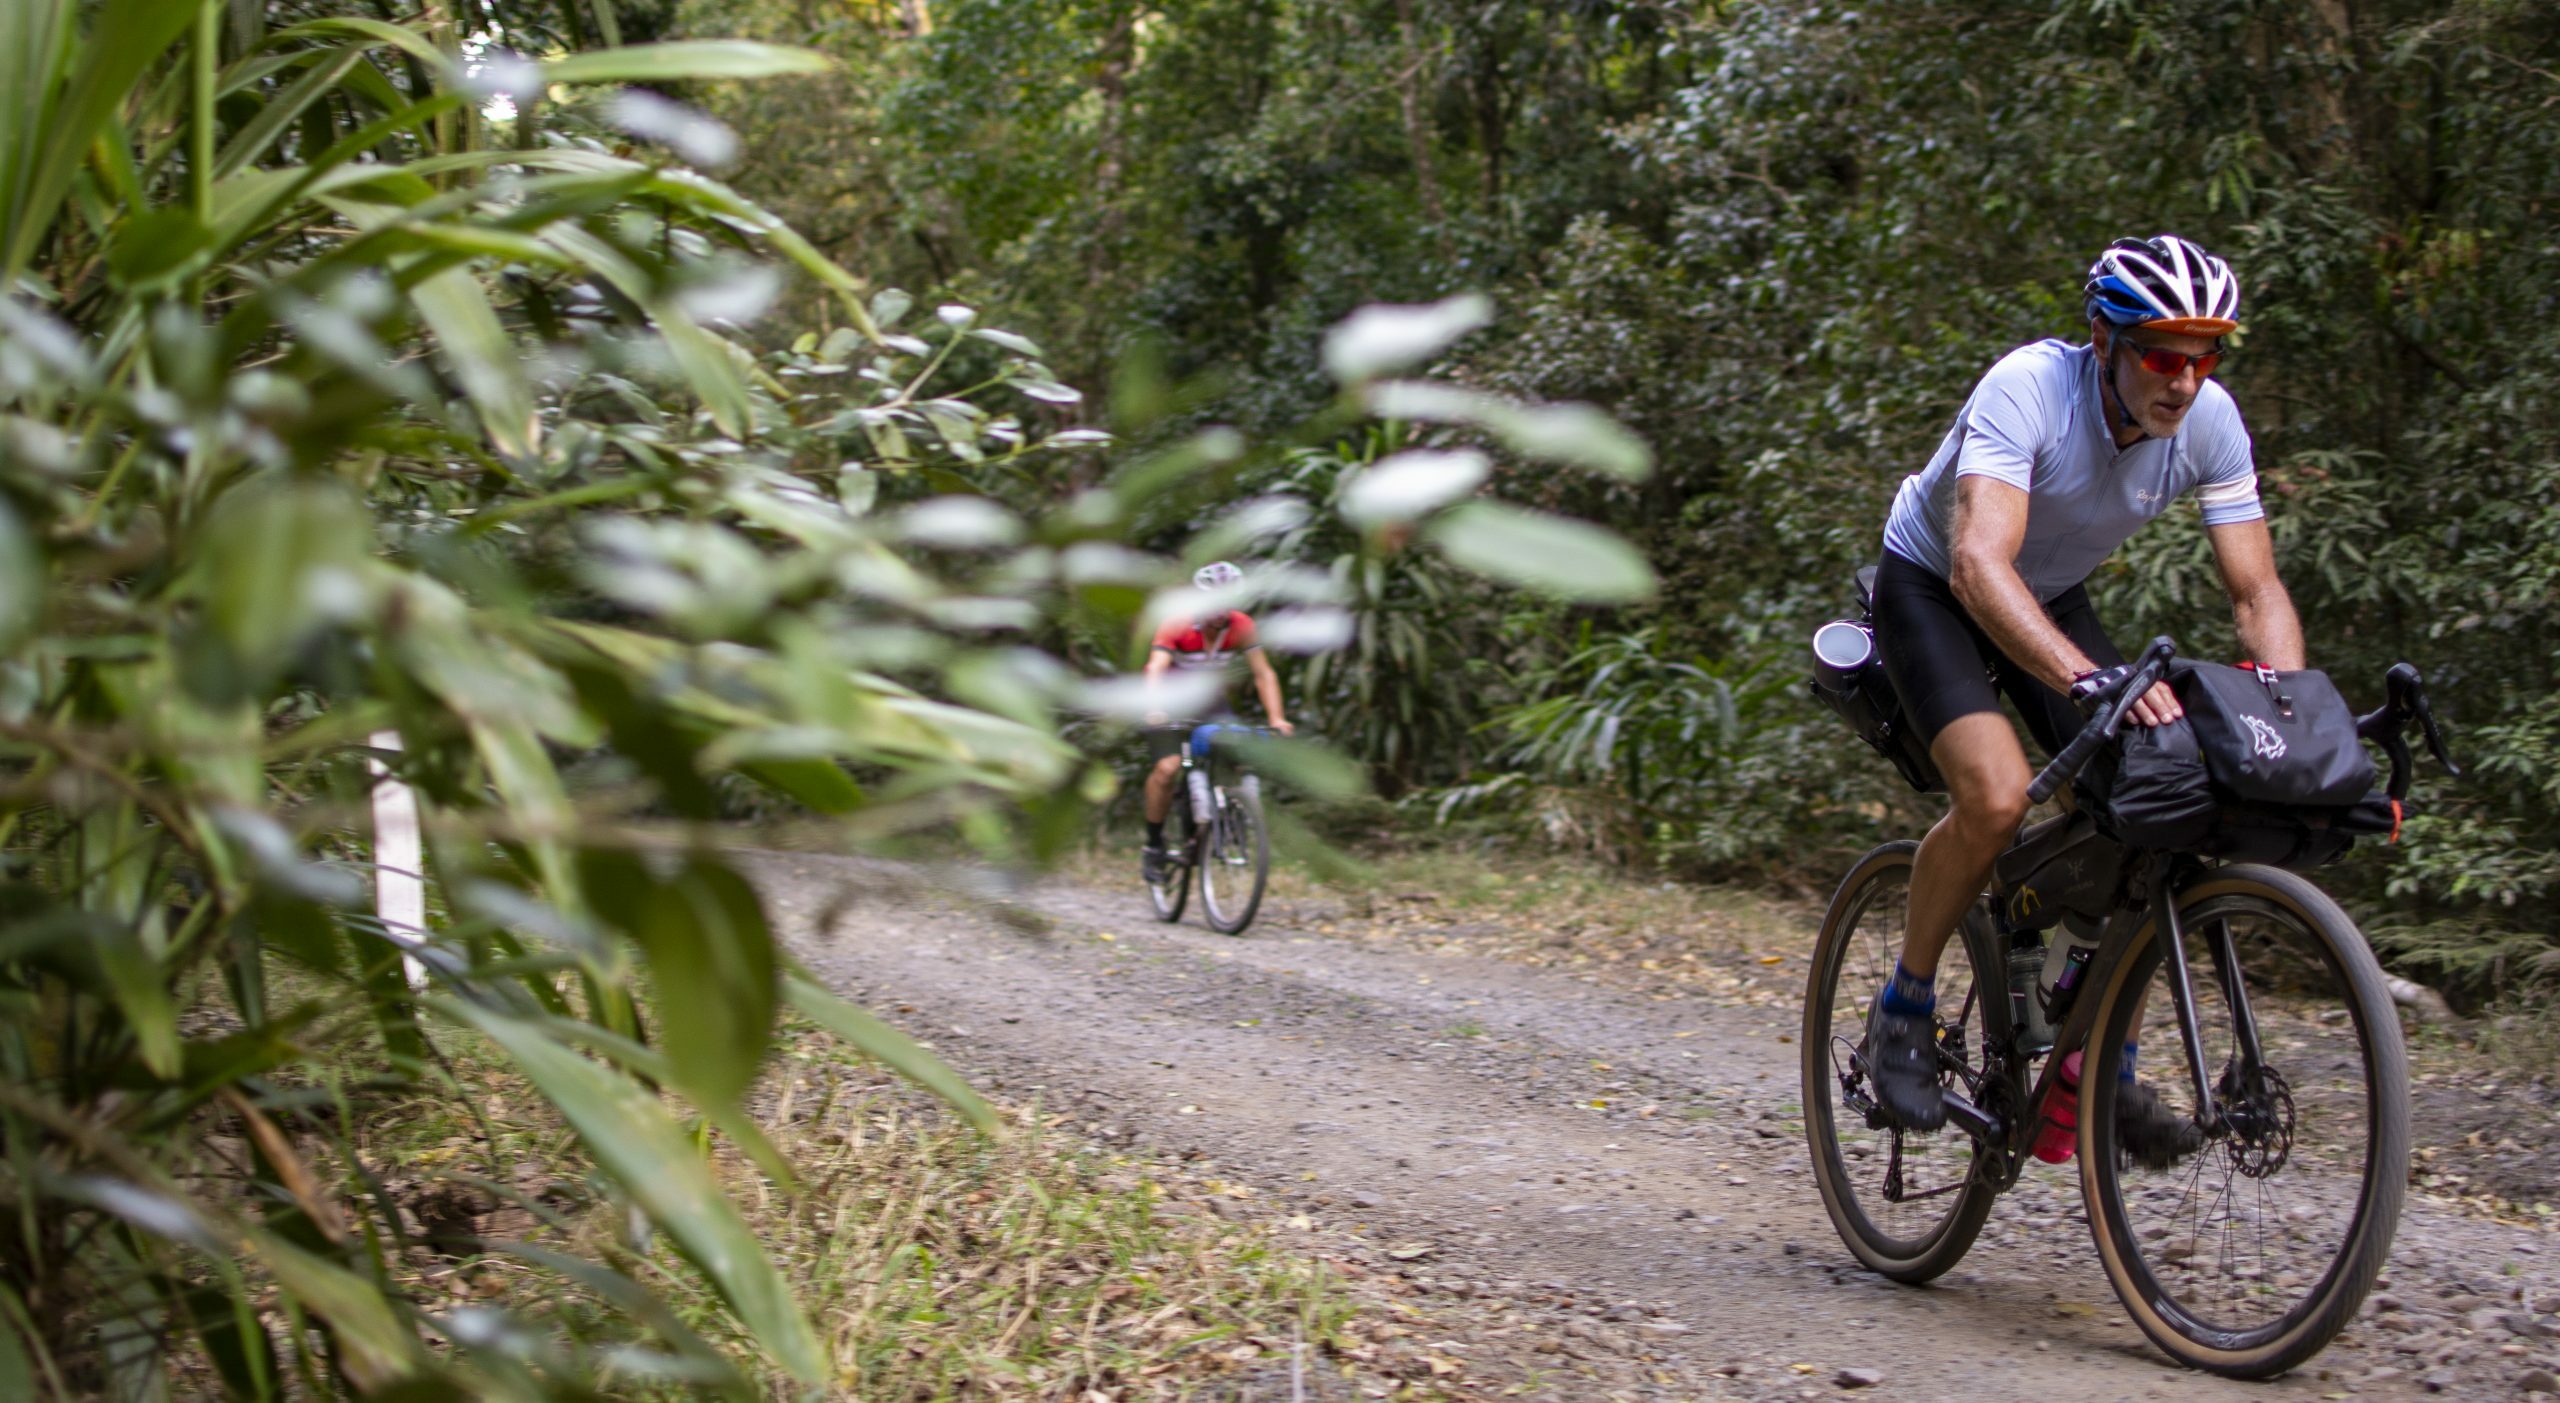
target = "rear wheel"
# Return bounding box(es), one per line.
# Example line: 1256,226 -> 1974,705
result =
1802,841 -> 2003,1283
2081,864 -> 2407,1378
1147,811 -> 1192,923
1199,781 -> 1269,935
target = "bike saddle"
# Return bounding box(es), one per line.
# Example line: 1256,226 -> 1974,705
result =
1854,564 -> 1879,613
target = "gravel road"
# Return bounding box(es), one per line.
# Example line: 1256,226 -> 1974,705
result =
751,850 -> 2560,1402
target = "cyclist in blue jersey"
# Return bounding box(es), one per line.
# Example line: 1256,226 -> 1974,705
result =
1863,236 -> 2307,1163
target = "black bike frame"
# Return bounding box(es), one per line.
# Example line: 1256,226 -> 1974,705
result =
1947,636 -> 2443,1178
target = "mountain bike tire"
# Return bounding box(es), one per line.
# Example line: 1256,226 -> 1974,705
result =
1802,840 -> 2004,1283
1199,784 -> 1269,935
1147,810 -> 1192,923
2080,864 -> 2408,1378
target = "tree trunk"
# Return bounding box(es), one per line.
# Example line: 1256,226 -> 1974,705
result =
1471,24 -> 1507,215
1394,0 -> 1451,254
1077,0 -> 1140,379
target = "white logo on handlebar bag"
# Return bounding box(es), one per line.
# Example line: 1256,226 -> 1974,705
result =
2242,713 -> 2288,761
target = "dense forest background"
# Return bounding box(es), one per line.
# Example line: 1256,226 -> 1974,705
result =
690,0 -> 2560,991
4,0 -> 2555,1392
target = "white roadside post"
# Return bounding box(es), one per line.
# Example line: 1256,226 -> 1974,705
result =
367,729 -> 428,989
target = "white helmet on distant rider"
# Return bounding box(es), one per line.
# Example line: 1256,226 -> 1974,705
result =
1193,560 -> 1243,591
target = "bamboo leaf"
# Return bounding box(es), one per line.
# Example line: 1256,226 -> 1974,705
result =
783,974 -> 995,1131
739,756 -> 864,814
0,0 -> 199,280
580,852 -> 778,1111
448,1001 -> 825,1383
260,17 -> 452,71
541,222 -> 751,435
0,1295 -> 31,1400
0,499 -> 40,655
413,264 -> 538,458
245,1229 -> 418,1390
96,922 -> 182,1080
213,45 -> 365,179
542,42 -> 831,86
104,207 -> 215,293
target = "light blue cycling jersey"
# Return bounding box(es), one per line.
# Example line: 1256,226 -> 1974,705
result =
1881,338 -> 2263,603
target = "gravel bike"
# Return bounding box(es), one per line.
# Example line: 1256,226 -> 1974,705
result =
1800,576 -> 2457,1378
1145,723 -> 1272,934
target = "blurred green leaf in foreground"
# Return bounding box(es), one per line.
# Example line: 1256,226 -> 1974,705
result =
0,6 -> 1656,1392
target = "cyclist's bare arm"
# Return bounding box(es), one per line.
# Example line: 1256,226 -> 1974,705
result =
2205,518 -> 2305,671
1245,648 -> 1293,735
1142,646 -> 1174,725
1949,476 -> 2180,727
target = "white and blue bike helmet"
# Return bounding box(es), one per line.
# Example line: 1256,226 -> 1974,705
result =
2083,234 -> 2240,338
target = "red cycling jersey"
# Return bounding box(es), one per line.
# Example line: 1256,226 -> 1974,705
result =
1151,611 -> 1257,664
1153,612 -> 1257,714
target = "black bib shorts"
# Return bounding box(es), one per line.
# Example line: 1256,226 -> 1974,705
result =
1871,549 -> 2127,760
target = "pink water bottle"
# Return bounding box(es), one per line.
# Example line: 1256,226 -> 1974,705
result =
2031,1050 -> 2084,1164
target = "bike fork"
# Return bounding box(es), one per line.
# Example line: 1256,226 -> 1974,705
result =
2154,859 -> 2254,1139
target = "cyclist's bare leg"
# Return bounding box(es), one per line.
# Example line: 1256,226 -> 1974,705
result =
1901,712 -> 2031,976
1144,753 -> 1183,827
1864,711 -> 2031,1130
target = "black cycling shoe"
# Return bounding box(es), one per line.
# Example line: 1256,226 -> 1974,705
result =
1864,999 -> 1948,1132
2113,1078 -> 2205,1169
1141,845 -> 1173,886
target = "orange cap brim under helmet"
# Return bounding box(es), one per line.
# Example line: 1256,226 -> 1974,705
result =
2139,315 -> 2239,337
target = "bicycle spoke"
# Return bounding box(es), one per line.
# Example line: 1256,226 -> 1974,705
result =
2098,890 -> 2386,1344
1815,861 -> 1982,1238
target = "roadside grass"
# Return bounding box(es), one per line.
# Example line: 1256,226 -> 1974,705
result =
338,998 -> 1469,1400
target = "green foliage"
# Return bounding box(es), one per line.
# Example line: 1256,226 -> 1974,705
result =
1254,429 -> 1508,794
1440,626 -> 1914,875
688,0 -> 2560,965
0,6 -> 1653,1390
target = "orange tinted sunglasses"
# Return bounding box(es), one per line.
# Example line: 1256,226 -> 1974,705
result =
2123,338 -> 2224,378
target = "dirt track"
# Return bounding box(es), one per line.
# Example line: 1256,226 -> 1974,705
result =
752,851 -> 2560,1402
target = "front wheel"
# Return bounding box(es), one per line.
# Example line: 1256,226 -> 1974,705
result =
1147,811 -> 1192,923
2081,864 -> 2408,1379
1198,781 -> 1269,935
1802,841 -> 2003,1284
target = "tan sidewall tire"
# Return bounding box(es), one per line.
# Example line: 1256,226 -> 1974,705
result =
1801,841 -> 2003,1283
2078,864 -> 2409,1378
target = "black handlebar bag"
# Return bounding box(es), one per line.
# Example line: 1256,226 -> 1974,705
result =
2077,661 -> 2392,870
2169,660 -> 2375,806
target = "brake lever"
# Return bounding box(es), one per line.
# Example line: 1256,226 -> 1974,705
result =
2415,697 -> 2459,777
2381,662 -> 2461,776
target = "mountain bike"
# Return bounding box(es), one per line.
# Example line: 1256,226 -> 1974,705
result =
1800,578 -> 2457,1378
1145,723 -> 1272,934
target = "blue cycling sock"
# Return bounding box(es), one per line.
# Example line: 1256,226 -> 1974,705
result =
2120,1041 -> 2139,1083
1879,960 -> 1936,1017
